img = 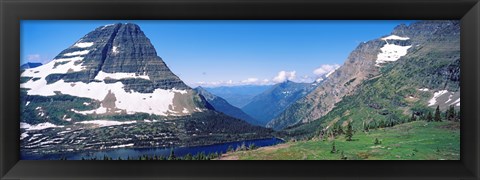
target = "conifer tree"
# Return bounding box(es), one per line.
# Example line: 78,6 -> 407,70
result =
427,111 -> 433,122
168,148 -> 176,160
248,143 -> 256,150
446,105 -> 456,121
410,112 -> 416,122
184,153 -> 193,160
434,105 -> 442,122
330,141 -> 337,153
337,125 -> 344,135
455,109 -> 460,122
345,122 -> 353,141
227,145 -> 234,152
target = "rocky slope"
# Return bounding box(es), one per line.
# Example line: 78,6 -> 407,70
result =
194,87 -> 262,126
269,20 -> 460,131
19,23 -> 272,155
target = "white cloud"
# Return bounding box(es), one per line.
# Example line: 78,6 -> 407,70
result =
296,75 -> 315,83
27,54 -> 41,61
241,78 -> 259,83
272,71 -> 296,83
193,67 -> 343,87
192,78 -> 268,87
313,64 -> 340,76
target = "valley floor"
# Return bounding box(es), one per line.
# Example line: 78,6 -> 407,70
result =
218,121 -> 460,160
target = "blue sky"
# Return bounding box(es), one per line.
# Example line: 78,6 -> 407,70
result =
21,20 -> 414,87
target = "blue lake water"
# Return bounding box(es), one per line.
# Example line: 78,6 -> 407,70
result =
21,138 -> 284,160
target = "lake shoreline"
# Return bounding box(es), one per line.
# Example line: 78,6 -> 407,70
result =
21,137 -> 285,160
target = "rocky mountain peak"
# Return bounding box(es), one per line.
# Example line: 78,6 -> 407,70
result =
20,23 -> 208,116
26,23 -> 189,93
391,20 -> 460,43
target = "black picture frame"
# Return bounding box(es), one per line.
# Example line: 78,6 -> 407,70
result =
1,0 -> 479,179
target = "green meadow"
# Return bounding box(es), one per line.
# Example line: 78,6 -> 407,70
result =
220,121 -> 460,160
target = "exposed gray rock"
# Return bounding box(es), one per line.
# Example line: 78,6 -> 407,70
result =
48,23 -> 189,92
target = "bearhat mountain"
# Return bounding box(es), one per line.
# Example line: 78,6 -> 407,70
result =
20,23 -> 271,155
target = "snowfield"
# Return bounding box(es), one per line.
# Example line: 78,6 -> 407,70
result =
21,64 -> 192,115
20,122 -> 64,131
381,35 -> 410,40
75,120 -> 137,127
418,88 -> 429,92
94,71 -> 150,81
428,90 -> 449,106
20,132 -> 29,140
63,50 -> 90,57
427,90 -> 460,107
112,46 -> 119,54
376,35 -> 412,67
110,143 -> 134,149
74,42 -> 94,48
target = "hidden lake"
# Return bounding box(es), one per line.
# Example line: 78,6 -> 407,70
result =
21,138 -> 284,160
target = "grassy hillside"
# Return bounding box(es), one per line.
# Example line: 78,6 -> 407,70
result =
219,121 -> 459,160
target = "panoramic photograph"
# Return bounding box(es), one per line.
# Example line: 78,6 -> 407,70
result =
20,20 -> 460,160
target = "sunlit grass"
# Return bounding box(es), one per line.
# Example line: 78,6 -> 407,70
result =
224,121 -> 459,160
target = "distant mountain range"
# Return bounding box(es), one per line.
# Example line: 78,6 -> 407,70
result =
203,85 -> 272,108
241,80 -> 318,126
194,86 -> 262,126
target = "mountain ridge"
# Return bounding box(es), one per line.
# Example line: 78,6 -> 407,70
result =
269,20 -> 460,131
277,20 -> 460,139
242,80 -> 318,126
194,86 -> 262,126
19,23 -> 273,155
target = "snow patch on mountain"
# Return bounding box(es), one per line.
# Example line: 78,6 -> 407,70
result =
418,88 -> 429,92
325,69 -> 336,78
449,98 -> 460,106
94,71 -> 150,81
75,120 -> 137,127
22,77 -> 191,115
376,35 -> 412,67
74,42 -> 94,48
20,132 -> 29,140
101,24 -> 114,30
381,35 -> 410,40
21,57 -> 86,79
63,50 -> 90,57
112,46 -> 119,54
428,90 -> 449,106
445,93 -> 454,103
20,122 -> 64,131
110,143 -> 134,149
73,106 -> 108,115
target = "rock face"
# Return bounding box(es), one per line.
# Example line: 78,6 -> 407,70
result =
268,20 -> 460,130
46,23 -> 188,91
242,80 -> 317,126
267,38 -> 386,130
21,23 -> 205,117
19,23 -> 273,156
194,87 -> 261,126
